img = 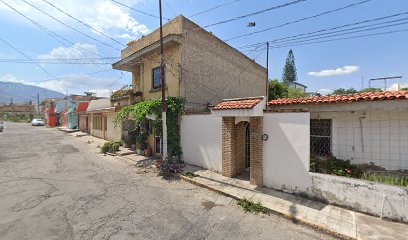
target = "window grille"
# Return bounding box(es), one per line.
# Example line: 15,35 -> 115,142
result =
310,119 -> 331,158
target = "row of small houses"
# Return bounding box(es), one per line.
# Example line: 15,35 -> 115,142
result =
43,15 -> 408,222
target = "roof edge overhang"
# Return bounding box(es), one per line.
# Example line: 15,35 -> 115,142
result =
87,107 -> 115,114
211,97 -> 265,117
112,34 -> 182,71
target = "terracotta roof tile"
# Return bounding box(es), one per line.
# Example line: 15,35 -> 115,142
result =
268,91 -> 408,106
213,98 -> 262,110
76,102 -> 89,113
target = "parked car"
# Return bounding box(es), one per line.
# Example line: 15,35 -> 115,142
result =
31,119 -> 45,126
0,121 -> 4,132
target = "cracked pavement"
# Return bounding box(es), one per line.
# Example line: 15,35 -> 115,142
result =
0,123 -> 339,240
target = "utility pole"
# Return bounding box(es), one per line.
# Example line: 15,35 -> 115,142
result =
37,93 -> 40,116
159,0 -> 167,160
265,42 -> 269,106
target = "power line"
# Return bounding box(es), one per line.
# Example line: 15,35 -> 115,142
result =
40,0 -> 126,47
111,0 -> 168,20
270,28 -> 408,49
209,46 -> 267,102
164,0 -> 178,18
271,14 -> 408,44
225,0 -> 374,41
200,0 -> 307,29
271,18 -> 408,45
188,0 -> 242,18
0,60 -> 114,64
21,0 -> 121,51
238,13 -> 408,49
0,37 -> 56,78
0,0 -> 102,57
0,57 -> 120,61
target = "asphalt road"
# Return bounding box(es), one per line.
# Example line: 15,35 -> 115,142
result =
0,123 -> 339,240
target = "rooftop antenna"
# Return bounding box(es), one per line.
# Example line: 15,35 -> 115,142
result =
369,76 -> 403,91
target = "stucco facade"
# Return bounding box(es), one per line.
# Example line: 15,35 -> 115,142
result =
113,15 -> 266,111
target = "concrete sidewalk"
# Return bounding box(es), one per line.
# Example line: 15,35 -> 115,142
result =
181,165 -> 408,240
57,127 -> 79,133
67,131 -> 158,162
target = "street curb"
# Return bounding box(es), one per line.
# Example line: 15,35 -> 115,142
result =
180,175 -> 353,240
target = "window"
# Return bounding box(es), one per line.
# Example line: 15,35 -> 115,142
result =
310,119 -> 332,158
92,115 -> 103,131
152,65 -> 166,89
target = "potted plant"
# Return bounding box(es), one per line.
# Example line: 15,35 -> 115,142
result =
135,133 -> 147,155
144,146 -> 152,157
121,138 -> 129,148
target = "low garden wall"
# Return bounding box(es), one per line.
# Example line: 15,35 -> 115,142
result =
307,172 -> 408,222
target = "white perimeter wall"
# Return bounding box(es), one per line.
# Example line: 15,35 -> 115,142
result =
180,114 -> 222,172
312,110 -> 408,170
263,112 -> 312,191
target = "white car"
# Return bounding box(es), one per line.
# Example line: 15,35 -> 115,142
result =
31,119 -> 45,126
0,121 -> 3,132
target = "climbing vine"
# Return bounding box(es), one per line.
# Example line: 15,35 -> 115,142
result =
114,97 -> 185,160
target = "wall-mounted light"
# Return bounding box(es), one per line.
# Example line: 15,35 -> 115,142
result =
263,134 -> 269,141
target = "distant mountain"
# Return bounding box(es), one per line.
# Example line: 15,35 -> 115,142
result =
0,81 -> 65,104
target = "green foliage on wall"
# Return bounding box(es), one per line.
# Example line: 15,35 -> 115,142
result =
114,97 -> 185,159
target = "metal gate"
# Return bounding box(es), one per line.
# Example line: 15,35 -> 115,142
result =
310,119 -> 331,158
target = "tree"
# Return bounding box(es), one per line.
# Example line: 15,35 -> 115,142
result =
281,49 -> 298,85
331,88 -> 359,96
268,79 -> 288,101
287,88 -> 309,99
360,88 -> 382,93
400,87 -> 408,91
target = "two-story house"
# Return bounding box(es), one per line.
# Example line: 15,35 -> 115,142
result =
112,15 -> 266,155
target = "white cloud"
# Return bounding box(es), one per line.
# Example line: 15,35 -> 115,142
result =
89,89 -> 113,98
0,73 -> 123,96
388,83 -> 408,91
37,43 -> 99,60
0,0 -> 149,40
317,88 -> 334,96
308,66 -> 360,77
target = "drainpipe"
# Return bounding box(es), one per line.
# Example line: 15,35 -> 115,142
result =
359,113 -> 366,154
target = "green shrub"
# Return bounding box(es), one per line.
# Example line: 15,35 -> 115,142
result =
361,172 -> 408,187
310,156 -> 361,178
101,141 -> 120,154
310,157 -> 321,173
237,198 -> 268,214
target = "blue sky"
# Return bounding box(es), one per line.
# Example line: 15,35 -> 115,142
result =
0,0 -> 407,97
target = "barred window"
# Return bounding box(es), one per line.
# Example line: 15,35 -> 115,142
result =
310,119 -> 331,158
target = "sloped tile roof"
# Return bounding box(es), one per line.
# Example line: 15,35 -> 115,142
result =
76,102 -> 89,113
213,97 -> 262,110
268,91 -> 408,106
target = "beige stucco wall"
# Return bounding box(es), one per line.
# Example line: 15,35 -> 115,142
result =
122,15 -> 266,112
89,113 -> 121,142
106,112 -> 122,142
122,17 -> 183,59
89,114 -> 105,139
180,17 -> 267,111
132,44 -> 181,101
